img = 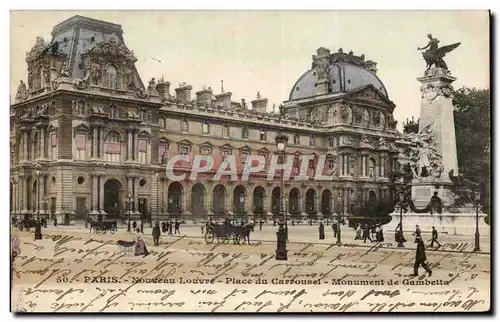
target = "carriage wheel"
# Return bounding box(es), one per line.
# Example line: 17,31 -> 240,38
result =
216,235 -> 223,243
233,234 -> 241,245
110,228 -> 116,234
204,232 -> 214,244
223,235 -> 231,244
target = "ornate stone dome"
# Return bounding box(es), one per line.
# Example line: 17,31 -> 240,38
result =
289,47 -> 388,101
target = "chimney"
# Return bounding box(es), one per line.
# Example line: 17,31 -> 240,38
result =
195,87 -> 213,106
156,79 -> 171,102
215,91 -> 232,108
365,60 -> 378,74
175,83 -> 192,102
251,92 -> 268,113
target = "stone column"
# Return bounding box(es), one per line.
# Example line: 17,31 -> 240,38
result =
162,179 -> 168,214
39,174 -> 46,214
19,175 -> 25,212
206,185 -> 213,215
40,127 -> 45,159
99,175 -> 105,214
316,189 -> 323,217
134,130 -> 139,161
127,130 -> 133,161
23,132 -> 28,161
134,177 -> 139,213
361,155 -> 366,176
100,128 -> 105,158
91,174 -> 98,213
92,127 -> 98,158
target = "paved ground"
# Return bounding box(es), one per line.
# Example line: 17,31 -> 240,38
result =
11,225 -> 490,313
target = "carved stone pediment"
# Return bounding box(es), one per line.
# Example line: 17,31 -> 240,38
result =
351,87 -> 383,102
84,37 -> 137,62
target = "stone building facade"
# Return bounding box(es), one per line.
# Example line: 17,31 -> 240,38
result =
10,15 -> 409,223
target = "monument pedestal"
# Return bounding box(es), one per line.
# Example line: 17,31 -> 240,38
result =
385,211 -> 489,236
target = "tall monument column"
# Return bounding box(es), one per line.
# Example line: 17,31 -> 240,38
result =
417,67 -> 459,181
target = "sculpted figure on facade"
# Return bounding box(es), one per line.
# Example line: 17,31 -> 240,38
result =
378,137 -> 387,148
312,47 -> 331,80
90,61 -> 101,84
353,106 -> 363,124
147,78 -> 157,92
362,109 -> 370,127
380,112 -> 386,127
361,134 -> 372,147
60,60 -> 70,77
406,122 -> 444,181
340,135 -> 354,146
349,155 -> 357,175
339,105 -> 352,124
15,81 -> 28,102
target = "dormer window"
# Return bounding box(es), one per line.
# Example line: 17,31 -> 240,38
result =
104,64 -> 118,89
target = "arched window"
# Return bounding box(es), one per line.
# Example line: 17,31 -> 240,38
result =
260,130 -> 266,142
104,64 -> 118,89
202,122 -> 210,134
368,158 -> 376,179
104,131 -> 121,163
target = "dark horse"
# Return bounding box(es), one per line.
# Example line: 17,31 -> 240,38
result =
233,223 -> 255,245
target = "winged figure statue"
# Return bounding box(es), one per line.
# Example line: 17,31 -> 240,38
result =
418,34 -> 461,71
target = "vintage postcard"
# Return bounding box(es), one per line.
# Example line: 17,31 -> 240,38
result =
10,10 -> 491,313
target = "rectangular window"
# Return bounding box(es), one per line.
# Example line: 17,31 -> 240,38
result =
327,159 -> 335,170
329,137 -> 335,148
138,139 -> 148,164
222,150 -> 232,161
179,146 -> 190,155
242,128 -> 248,139
159,144 -> 168,164
201,148 -> 211,155
260,131 -> 266,142
50,134 -> 57,160
202,123 -> 210,134
75,134 -> 86,160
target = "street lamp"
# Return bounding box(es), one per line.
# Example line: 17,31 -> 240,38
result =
275,131 -> 288,260
155,173 -> 159,223
474,190 -> 481,252
397,176 -> 405,247
239,194 -> 244,222
127,191 -> 132,232
336,193 -> 343,245
35,170 -> 41,219
43,195 -> 48,227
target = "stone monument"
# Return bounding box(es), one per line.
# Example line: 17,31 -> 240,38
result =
386,36 -> 488,235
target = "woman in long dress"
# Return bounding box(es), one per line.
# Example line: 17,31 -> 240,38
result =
134,233 -> 149,256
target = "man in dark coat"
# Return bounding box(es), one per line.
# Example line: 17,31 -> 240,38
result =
132,220 -> 137,232
152,222 -> 161,246
332,221 -> 338,238
413,225 -> 422,242
174,221 -> 181,235
34,219 -> 42,240
161,221 -> 167,233
430,226 -> 441,248
319,222 -> 325,240
362,224 -> 372,243
413,236 -> 432,276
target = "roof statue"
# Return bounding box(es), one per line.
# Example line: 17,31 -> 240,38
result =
417,34 -> 461,71
256,91 -> 261,99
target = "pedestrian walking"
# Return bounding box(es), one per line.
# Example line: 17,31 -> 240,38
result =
413,236 -> 432,276
161,221 -> 167,233
430,226 -> 441,248
174,221 -> 181,235
132,220 -> 137,232
169,221 -> 173,235
34,220 -> 42,240
319,222 -> 325,240
362,224 -> 373,243
355,224 -> 362,240
152,222 -> 161,246
140,220 -> 144,233
259,220 -> 263,231
332,220 -> 338,238
413,225 -> 421,242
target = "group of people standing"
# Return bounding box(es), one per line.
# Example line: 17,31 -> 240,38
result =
151,220 -> 181,246
355,223 -> 385,243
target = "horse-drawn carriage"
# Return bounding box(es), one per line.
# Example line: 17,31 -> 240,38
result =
91,219 -> 117,234
204,221 -> 254,245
